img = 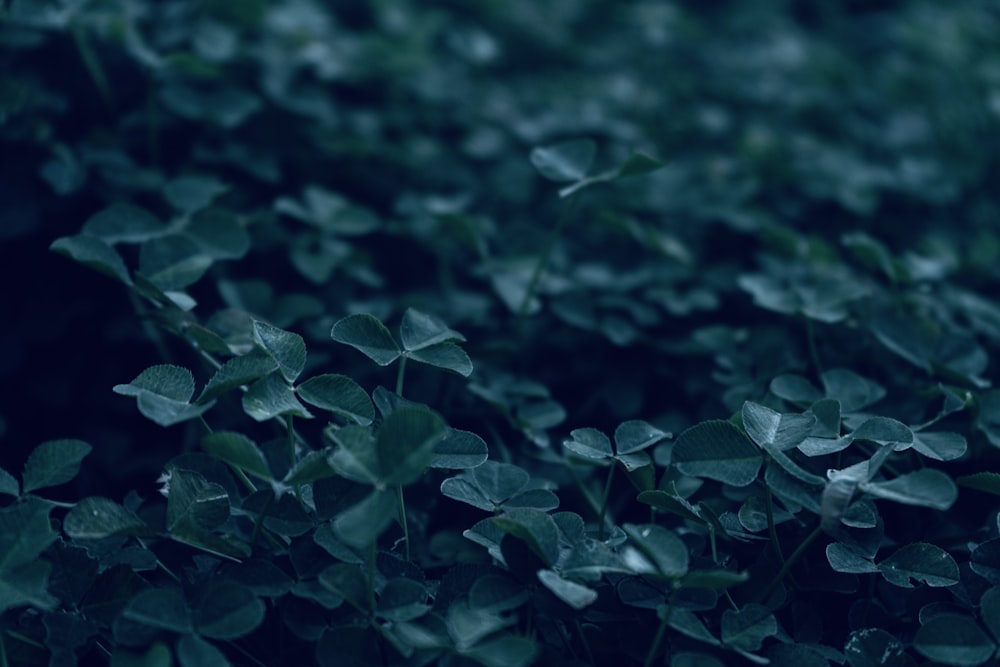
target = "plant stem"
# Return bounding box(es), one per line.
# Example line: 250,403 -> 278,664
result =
758,522 -> 824,602
395,356 -> 407,397
574,619 -> 597,667
643,590 -> 677,667
72,22 -> 116,112
518,194 -> 580,318
765,485 -> 786,566
805,316 -> 823,379
286,415 -> 295,468
367,540 -> 377,620
395,485 -> 410,561
597,463 -> 616,540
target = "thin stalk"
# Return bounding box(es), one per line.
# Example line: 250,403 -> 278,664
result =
249,492 -> 274,548
765,486 -> 786,566
518,194 -> 580,318
367,540 -> 377,620
72,23 -> 116,112
805,316 -> 823,379
758,522 -> 824,603
574,619 -> 597,667
286,415 -> 296,468
597,463 -> 616,540
566,465 -> 614,535
395,485 -> 410,561
643,589 -> 678,667
395,356 -> 408,397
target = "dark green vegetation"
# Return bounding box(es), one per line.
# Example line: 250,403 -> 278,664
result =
3,0 -> 1000,665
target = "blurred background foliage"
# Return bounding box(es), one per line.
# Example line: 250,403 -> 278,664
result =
2,0 -> 1000,496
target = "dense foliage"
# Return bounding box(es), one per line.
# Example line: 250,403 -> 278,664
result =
3,0 -> 1000,665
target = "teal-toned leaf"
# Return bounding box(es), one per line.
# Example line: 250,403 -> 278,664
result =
673,420 -> 762,487
770,374 -> 822,405
530,139 -> 595,182
462,634 -> 538,667
721,604 -> 777,652
124,588 -> 192,633
0,497 -> 58,611
826,542 -> 879,574
624,523 -> 689,578
469,574 -> 530,613
861,469 -> 957,510
139,235 -> 213,290
821,368 -> 885,412
464,519 -> 506,561
493,508 -> 559,567
164,467 -> 230,534
980,587 -> 1000,646
473,461 -> 531,504
176,635 -> 231,667
806,398 -> 842,438
81,203 -> 165,244
252,320 -> 306,383
201,432 -> 271,481
844,628 -> 909,667
742,401 -> 815,451
564,427 -> 613,461
537,569 -> 597,609
406,342 -> 474,376
910,431 -> 967,461
441,477 -> 494,511
869,310 -> 934,372
331,314 -> 401,366
22,439 -> 91,493
318,563 -> 369,613
637,489 -> 704,523
760,441 -> 826,486
843,231 -> 897,283
399,308 -> 466,351
193,581 -> 265,639
377,578 -> 430,622
242,373 -> 313,421
198,353 -> 278,403
114,365 -> 214,427
668,608 -> 721,646
851,417 -> 912,446
327,425 -> 380,485
0,467 -> 18,497
185,209 -> 250,260
878,543 -> 959,588
615,420 -> 669,454
502,488 -> 560,512
163,175 -> 227,214
616,152 -> 665,178
283,449 -> 338,486
0,560 -> 56,614
333,489 -> 397,549
914,614 -> 996,666
297,374 -> 375,425
672,653 -> 727,667
430,429 -> 489,469
957,472 -> 1000,497
377,407 -> 447,486
446,599 -> 513,651
50,234 -> 132,285
971,540 -> 1000,584
64,497 -> 148,539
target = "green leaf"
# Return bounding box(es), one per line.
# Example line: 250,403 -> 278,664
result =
769,374 -> 823,405
826,542 -> 879,574
123,588 -> 192,633
672,653 -> 727,667
971,539 -> 1000,583
331,314 -> 401,366
406,342 -> 474,376
114,365 -> 214,427
441,477 -> 494,511
252,320 -> 307,383
564,427 -> 613,461
957,472 -> 1000,496
615,151 -> 665,178
446,599 -> 513,651
327,425 -> 381,485
377,578 -> 430,622
297,374 -> 375,425
851,417 -> 912,446
980,587 -> 1000,646
185,209 -> 250,260
673,420 -> 762,487
721,604 -> 777,652
878,543 -> 960,588
0,467 -> 19,497
201,432 -> 272,481
844,628 -> 909,667
377,407 -> 447,486
861,469 -> 957,510
493,508 -> 560,567
462,634 -> 538,667
176,635 -> 231,667
668,608 -> 721,646
163,175 -> 227,214
164,467 -> 230,534
910,430 -> 967,461
193,581 -> 265,639
399,308 -> 466,351
473,461 -> 531,505
138,235 -> 213,290
242,373 -> 313,421
430,429 -> 489,469
530,139 -> 596,182
614,420 -> 669,454
537,569 -> 597,609
0,560 -> 57,614
64,497 -> 148,539
81,203 -> 165,244
820,368 -> 885,412
869,309 -> 934,372
0,497 -> 58,612
22,439 -> 91,493
469,574 -> 530,613
50,234 -> 133,285
318,563 -> 369,612
914,614 -> 996,666
623,523 -> 689,578
333,489 -> 397,548
283,449 -> 339,486
198,353 -> 278,403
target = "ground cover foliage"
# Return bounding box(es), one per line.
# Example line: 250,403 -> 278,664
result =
3,0 -> 1000,665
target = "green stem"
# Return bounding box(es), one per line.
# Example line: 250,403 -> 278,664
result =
249,492 -> 275,548
286,415 -> 296,468
765,486 -> 786,566
643,590 -> 677,667
72,22 -> 116,112
395,356 -> 407,397
567,465 -> 614,535
395,485 -> 410,561
518,194 -> 579,318
597,463 -> 616,540
367,541 -> 377,620
758,522 -> 824,602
